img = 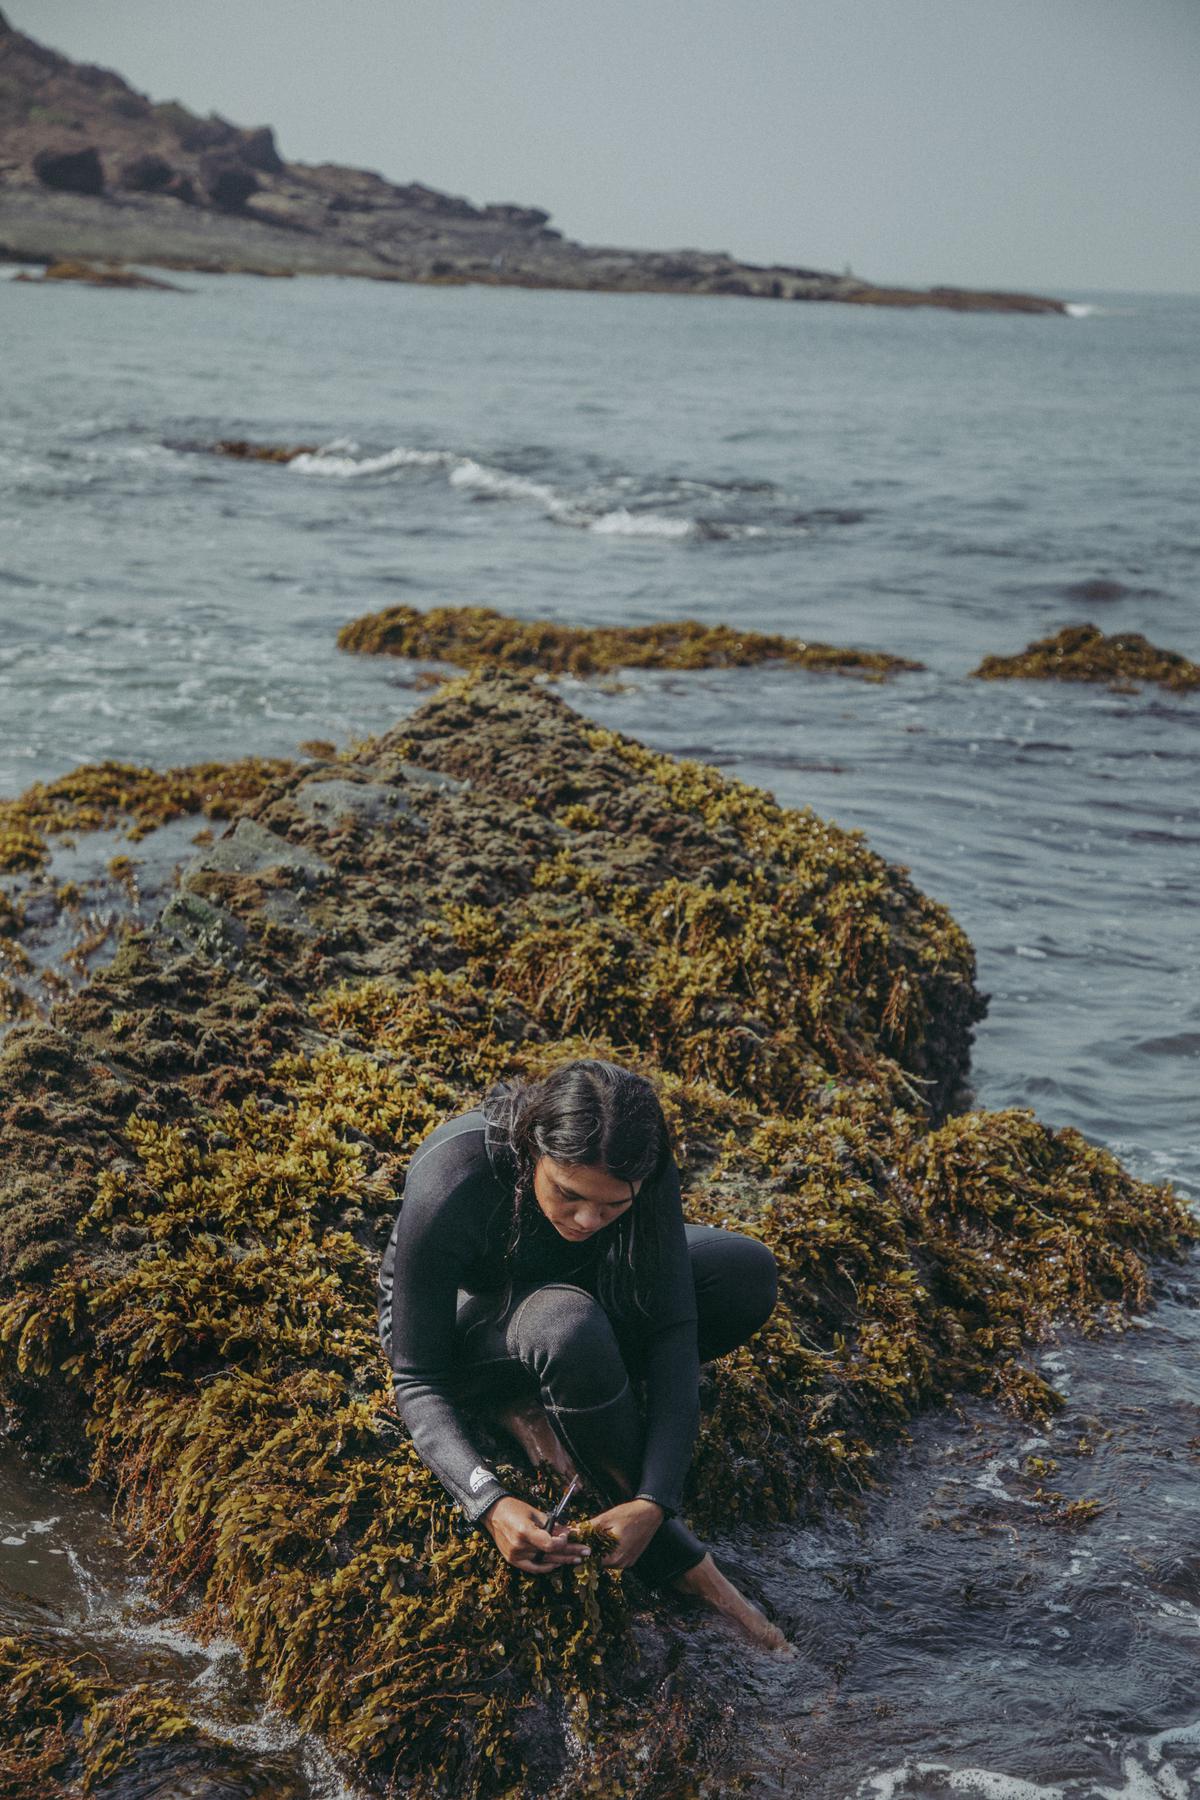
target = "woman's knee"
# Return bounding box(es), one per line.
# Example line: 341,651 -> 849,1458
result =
508,1284 -> 626,1403
690,1228 -> 778,1358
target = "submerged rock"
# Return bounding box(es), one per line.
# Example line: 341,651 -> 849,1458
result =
0,675 -> 1190,1797
338,602 -> 925,681
972,623 -> 1200,694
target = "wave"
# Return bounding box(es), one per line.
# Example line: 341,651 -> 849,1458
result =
1064,303 -> 1103,319
282,439 -> 832,542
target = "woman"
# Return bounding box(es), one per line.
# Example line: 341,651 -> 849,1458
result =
377,1058 -> 791,1652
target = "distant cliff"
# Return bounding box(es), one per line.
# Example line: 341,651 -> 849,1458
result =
0,12 -> 1065,313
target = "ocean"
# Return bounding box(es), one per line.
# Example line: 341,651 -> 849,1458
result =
1,271 -> 1198,1798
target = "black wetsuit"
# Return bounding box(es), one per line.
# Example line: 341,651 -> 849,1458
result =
377,1108 -> 700,1525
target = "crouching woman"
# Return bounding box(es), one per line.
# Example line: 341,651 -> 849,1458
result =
377,1057 -> 791,1652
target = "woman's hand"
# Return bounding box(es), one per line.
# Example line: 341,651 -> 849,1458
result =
481,1496 -> 591,1574
587,1499 -> 665,1570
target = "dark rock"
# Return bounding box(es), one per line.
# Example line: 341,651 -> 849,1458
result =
119,152 -> 175,193
171,110 -> 240,154
200,156 -> 260,212
239,125 -> 283,174
293,778 -> 425,831
194,817 -> 331,882
32,145 -> 104,196
164,173 -> 197,205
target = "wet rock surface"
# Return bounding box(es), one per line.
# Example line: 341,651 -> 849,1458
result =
0,675 -> 1190,1797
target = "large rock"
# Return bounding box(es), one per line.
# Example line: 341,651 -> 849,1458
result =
32,145 -> 104,195
200,154 -> 259,211
238,124 -> 283,174
0,674 -> 1184,1797
119,152 -> 175,192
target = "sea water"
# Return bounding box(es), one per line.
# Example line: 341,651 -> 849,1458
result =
1,271 -> 1197,1796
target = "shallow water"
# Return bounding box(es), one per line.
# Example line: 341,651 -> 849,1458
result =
2,271 -> 1197,1795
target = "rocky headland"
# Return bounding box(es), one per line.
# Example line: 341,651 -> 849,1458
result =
0,12 -> 1065,313
0,674 -> 1190,1797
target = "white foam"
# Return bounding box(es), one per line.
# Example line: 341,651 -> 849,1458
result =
1147,1717 -> 1200,1764
1095,1756 -> 1191,1800
946,1773 -> 1066,1800
447,457 -> 561,509
289,443 -> 456,478
588,506 -> 694,538
859,1765 -> 1066,1800
1065,303 -> 1102,319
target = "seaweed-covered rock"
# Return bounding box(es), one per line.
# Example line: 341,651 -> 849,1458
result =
0,1631 -> 290,1797
207,438 -> 319,462
0,674 -> 1190,1797
338,603 -> 925,681
972,623 -> 1200,694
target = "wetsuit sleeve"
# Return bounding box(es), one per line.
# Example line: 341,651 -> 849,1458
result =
385,1171 -> 513,1525
633,1158 -> 700,1517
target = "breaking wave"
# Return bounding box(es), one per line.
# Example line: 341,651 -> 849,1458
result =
282,439 -> 824,539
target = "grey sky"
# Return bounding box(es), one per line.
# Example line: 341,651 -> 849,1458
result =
14,0 -> 1200,293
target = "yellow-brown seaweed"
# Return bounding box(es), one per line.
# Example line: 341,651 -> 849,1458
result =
337,602 -> 925,680
972,623 -> 1200,693
0,673 -> 1190,1797
0,754 -> 294,874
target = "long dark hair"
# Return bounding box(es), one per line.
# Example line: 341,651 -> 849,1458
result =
481,1059 -> 673,1322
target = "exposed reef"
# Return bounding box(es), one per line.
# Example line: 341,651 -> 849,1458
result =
10,255 -> 182,288
0,755 -> 294,875
0,675 -> 1190,1796
338,603 -> 925,681
0,15 -> 1064,313
208,437 -> 318,463
972,624 -> 1200,694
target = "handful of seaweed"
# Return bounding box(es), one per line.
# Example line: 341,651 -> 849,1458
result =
0,673 -> 1190,1797
338,602 -> 923,680
972,623 -> 1200,693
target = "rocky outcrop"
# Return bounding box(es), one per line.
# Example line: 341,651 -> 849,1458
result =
0,676 -> 1189,1796
973,624 -> 1200,693
0,15 -> 1066,310
337,601 -> 926,680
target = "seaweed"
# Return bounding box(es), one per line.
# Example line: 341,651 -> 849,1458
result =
208,439 -> 319,462
0,672 -> 1191,1796
0,1631 -> 295,1796
972,623 -> 1200,694
337,603 -> 924,681
0,754 -> 294,874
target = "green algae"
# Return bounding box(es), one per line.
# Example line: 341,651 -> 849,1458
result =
972,623 -> 1200,694
337,602 -> 924,681
0,672 -> 1191,1797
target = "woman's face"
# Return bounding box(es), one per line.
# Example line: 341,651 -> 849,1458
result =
532,1155 -> 640,1241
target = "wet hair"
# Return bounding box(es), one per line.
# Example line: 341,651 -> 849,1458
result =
481,1059 -> 673,1321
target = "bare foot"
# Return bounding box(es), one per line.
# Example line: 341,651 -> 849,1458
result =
671,1553 -> 796,1659
493,1399 -> 578,1480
